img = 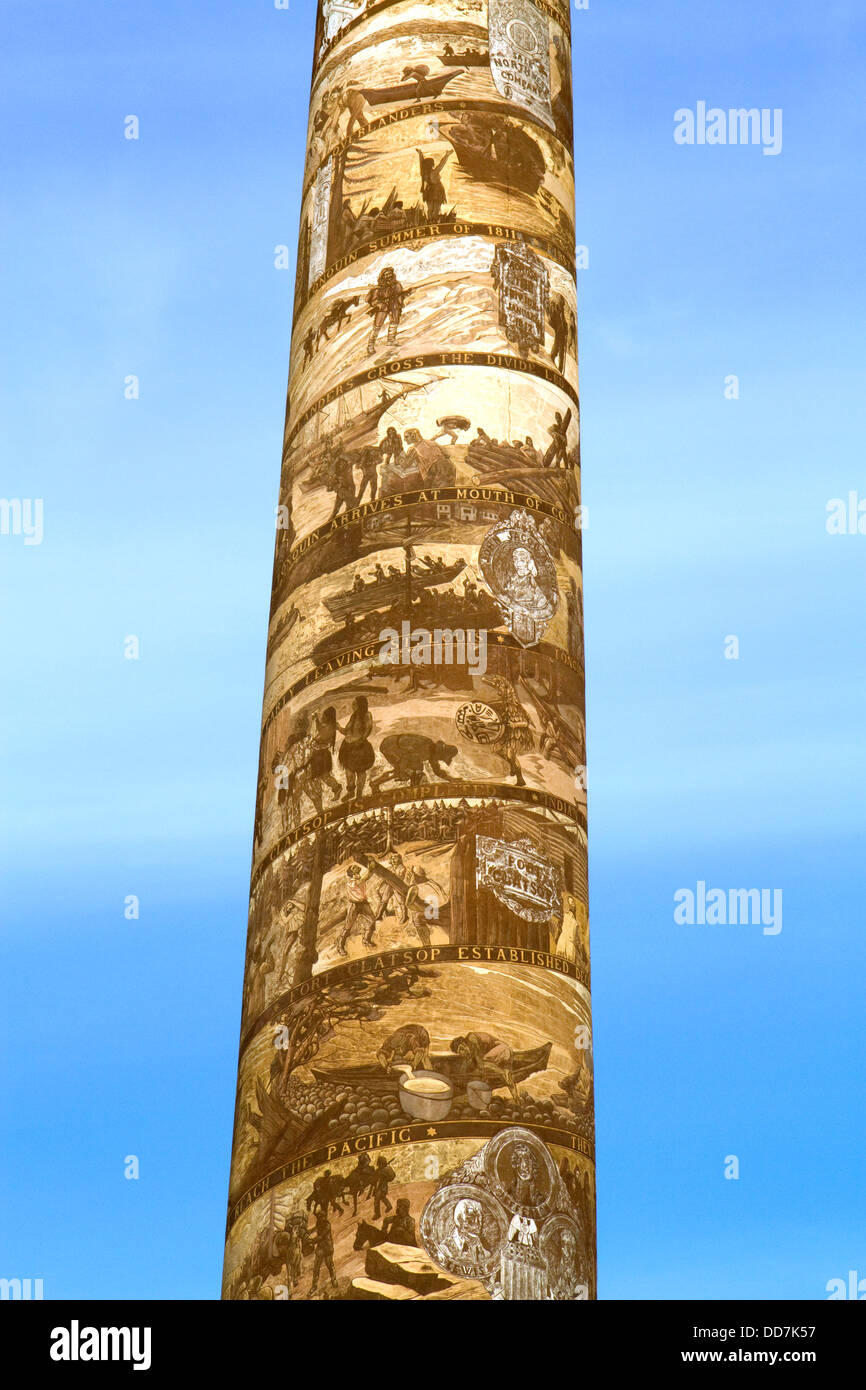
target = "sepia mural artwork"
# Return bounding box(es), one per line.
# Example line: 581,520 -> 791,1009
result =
223,0 -> 594,1301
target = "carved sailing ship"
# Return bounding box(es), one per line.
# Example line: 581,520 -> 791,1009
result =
442,117 -> 546,196
295,379 -> 430,490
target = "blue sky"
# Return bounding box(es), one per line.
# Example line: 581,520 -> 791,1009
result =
2,0 -> 864,1299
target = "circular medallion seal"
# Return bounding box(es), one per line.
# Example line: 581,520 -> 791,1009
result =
540,1214 -> 586,1300
506,18 -> 539,54
456,701 -> 504,745
483,1126 -> 559,1221
419,1183 -> 509,1283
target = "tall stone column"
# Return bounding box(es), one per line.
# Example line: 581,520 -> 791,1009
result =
222,0 -> 593,1302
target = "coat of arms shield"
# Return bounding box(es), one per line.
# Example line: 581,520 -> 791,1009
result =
491,240 -> 550,358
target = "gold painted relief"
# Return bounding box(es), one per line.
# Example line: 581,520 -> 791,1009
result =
222,1132 -> 594,1300
243,799 -> 588,1022
224,0 -> 592,1300
299,111 -> 575,277
275,362 -> 580,565
311,0 -> 573,146
247,645 -> 586,884
263,524 -> 582,697
289,236 -> 577,425
227,961 -> 592,1207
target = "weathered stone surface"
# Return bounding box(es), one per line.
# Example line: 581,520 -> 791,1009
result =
347,1276 -> 417,1301
423,1279 -> 489,1301
348,1271 -> 488,1300
364,1241 -> 456,1293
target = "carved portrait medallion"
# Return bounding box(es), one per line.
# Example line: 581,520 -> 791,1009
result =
420,1127 -> 589,1300
479,508 -> 559,646
419,1183 -> 509,1283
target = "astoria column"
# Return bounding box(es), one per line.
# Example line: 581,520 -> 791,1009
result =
223,0 -> 593,1301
